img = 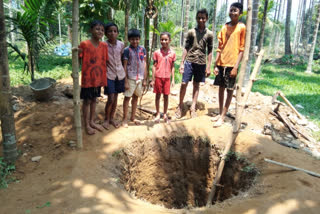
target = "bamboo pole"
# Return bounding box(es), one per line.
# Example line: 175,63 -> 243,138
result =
264,158 -> 320,178
206,49 -> 264,206
71,0 -> 82,149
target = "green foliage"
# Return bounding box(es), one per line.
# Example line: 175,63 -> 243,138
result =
151,20 -> 182,39
253,63 -> 320,139
0,157 -> 16,189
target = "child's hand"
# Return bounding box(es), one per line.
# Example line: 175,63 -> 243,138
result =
73,47 -> 83,54
214,66 -> 219,76
150,80 -> 154,87
230,67 -> 238,78
142,79 -> 147,87
205,68 -> 211,77
179,64 -> 184,74
171,81 -> 175,89
125,79 -> 129,90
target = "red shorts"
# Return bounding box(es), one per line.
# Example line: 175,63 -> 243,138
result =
153,77 -> 170,95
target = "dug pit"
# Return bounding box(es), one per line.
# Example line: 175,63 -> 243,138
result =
118,135 -> 258,209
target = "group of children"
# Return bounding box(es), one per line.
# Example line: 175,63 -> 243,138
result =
78,2 -> 245,135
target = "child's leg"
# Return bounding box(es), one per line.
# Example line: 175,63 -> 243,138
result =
163,94 -> 169,123
89,98 -> 103,131
214,89 -> 233,127
190,81 -> 200,111
130,94 -> 140,124
110,93 -> 119,128
178,83 -> 188,109
122,96 -> 131,127
154,93 -> 161,122
103,93 -> 115,129
212,86 -> 225,122
83,99 -> 95,135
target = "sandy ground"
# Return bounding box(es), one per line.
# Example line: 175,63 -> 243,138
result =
0,78 -> 320,214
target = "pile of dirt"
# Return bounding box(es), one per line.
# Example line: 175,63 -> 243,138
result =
119,135 -> 258,209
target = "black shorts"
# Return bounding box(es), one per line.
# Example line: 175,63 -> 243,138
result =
213,66 -> 236,90
80,87 -> 101,99
182,61 -> 206,83
104,78 -> 125,95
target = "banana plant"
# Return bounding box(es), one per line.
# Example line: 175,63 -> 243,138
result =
150,20 -> 182,39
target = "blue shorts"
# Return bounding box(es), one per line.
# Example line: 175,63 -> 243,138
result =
104,78 -> 125,95
182,61 -> 206,83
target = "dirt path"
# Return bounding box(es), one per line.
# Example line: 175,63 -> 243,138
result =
0,78 -> 319,214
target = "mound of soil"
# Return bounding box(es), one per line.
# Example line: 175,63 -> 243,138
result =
119,135 -> 257,209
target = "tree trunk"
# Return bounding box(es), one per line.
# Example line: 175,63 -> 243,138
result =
9,0 -> 15,44
71,0 -> 82,149
306,3 -> 320,73
244,0 -> 259,87
0,0 -> 18,163
58,13 -> 62,46
258,0 -> 268,52
300,0 -> 308,55
293,0 -> 303,54
144,13 -> 150,77
180,0 -> 184,47
211,0 -> 217,50
304,0 -> 315,53
285,0 -> 292,55
183,0 -> 190,45
124,0 -> 130,46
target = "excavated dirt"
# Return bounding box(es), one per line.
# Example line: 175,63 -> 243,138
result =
0,77 -> 320,214
119,136 -> 257,209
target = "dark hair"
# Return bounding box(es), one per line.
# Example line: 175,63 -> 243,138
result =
104,22 -> 119,33
90,20 -> 104,29
230,2 -> 243,13
196,9 -> 208,18
128,29 -> 141,39
160,32 -> 171,40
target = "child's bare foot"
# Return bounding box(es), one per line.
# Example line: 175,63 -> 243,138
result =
211,114 -> 220,122
122,120 -> 128,128
175,106 -> 182,119
90,122 -> 104,132
131,119 -> 141,125
213,117 -> 224,128
110,120 -> 119,128
163,114 -> 170,124
190,108 -> 197,118
102,120 -> 110,130
86,126 -> 96,135
153,113 -> 160,123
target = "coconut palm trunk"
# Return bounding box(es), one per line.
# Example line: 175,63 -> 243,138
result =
180,0 -> 184,47
71,0 -> 82,148
183,0 -> 190,41
258,0 -> 268,52
293,0 -> 303,54
211,0 -> 217,50
285,0 -> 292,55
124,0 -> 130,46
306,3 -> 320,73
0,0 -> 18,163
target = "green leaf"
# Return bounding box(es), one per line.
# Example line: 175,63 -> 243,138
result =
36,202 -> 51,209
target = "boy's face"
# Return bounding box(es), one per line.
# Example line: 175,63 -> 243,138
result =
91,24 -> 104,40
229,6 -> 241,22
160,34 -> 170,49
196,13 -> 208,28
106,26 -> 118,41
129,37 -> 140,48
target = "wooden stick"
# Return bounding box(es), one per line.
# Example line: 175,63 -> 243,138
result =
278,91 -> 303,119
264,158 -> 320,178
274,108 -> 299,139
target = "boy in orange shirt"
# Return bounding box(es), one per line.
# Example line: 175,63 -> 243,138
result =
212,2 -> 246,127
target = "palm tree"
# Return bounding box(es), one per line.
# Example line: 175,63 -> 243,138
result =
0,0 -> 18,163
183,0 -> 190,41
258,0 -> 269,52
180,0 -> 185,47
71,0 -> 82,148
284,0 -> 292,55
306,3 -> 320,73
211,0 -> 217,49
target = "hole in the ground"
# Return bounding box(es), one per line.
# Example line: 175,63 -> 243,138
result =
118,135 -> 258,209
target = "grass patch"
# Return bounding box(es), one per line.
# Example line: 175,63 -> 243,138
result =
253,62 -> 320,139
0,157 -> 16,189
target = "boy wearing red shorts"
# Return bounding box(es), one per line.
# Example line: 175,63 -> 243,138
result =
151,32 -> 176,123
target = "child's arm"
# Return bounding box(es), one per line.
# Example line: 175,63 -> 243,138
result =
123,59 -> 129,90
143,58 -> 147,87
179,49 -> 188,74
171,61 -> 175,88
151,61 -> 157,87
230,51 -> 243,78
213,52 -> 221,75
206,51 -> 213,77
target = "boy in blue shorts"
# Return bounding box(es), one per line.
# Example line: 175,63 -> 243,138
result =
176,9 -> 214,118
122,29 -> 147,127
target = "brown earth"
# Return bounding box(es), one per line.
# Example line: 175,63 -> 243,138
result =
0,78 -> 320,214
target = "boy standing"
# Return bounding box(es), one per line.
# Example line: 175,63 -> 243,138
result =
176,9 -> 213,118
122,29 -> 147,127
212,2 -> 245,127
